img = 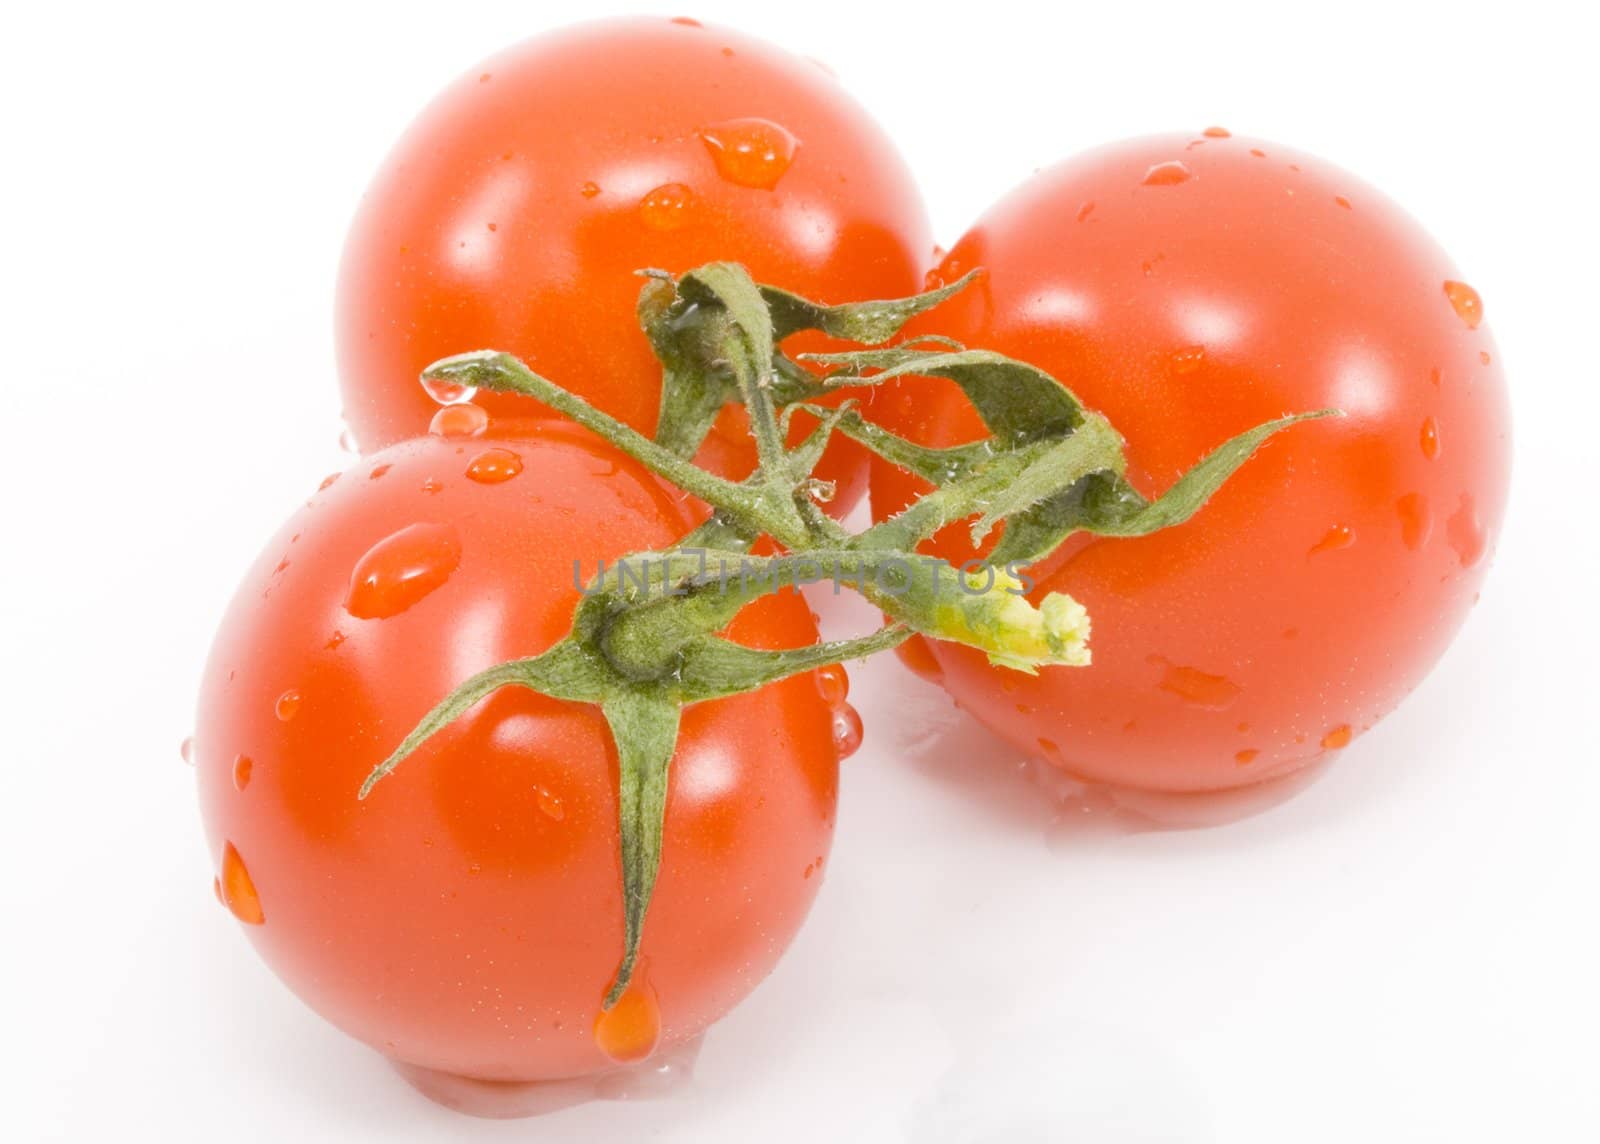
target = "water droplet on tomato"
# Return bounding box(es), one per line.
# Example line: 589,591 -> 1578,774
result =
581,181 -> 601,199
1141,161 -> 1193,186
1334,195 -> 1353,210
1202,126 -> 1231,138
345,522 -> 464,619
699,118 -> 800,190
339,427 -> 359,454
1249,148 -> 1266,158
421,375 -> 477,406
368,463 -> 392,480
1397,493 -> 1432,550
1170,345 -> 1206,374
318,472 -> 340,492
670,15 -> 702,27
1419,417 -> 1440,459
1308,524 -> 1356,556
639,183 -> 694,230
220,842 -> 264,925
180,736 -> 194,765
1076,201 -> 1096,222
815,663 -> 849,706
421,477 -> 444,495
1235,748 -> 1260,765
1443,280 -> 1483,329
212,875 -> 223,905
233,754 -> 254,791
831,704 -> 863,760
1321,725 -> 1353,750
595,976 -> 661,1064
534,786 -> 565,822
465,448 -> 524,484
429,403 -> 488,438
275,690 -> 301,721
1479,350 -> 1492,366
1446,494 -> 1487,567
1153,657 -> 1241,709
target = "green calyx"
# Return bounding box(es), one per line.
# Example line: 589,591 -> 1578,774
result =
357,261 -> 1337,1008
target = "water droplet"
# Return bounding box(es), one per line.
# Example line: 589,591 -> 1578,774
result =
1308,523 -> 1356,556
1170,345 -> 1206,374
1249,148 -> 1266,158
534,786 -> 565,822
1396,493 -> 1432,550
465,447 -> 524,484
429,403 -> 489,438
1479,350 -> 1492,366
1321,725 -> 1353,750
339,427 -> 359,453
670,15 -> 703,27
831,704 -> 863,760
1076,201 -> 1096,222
1443,280 -> 1483,329
1141,161 -> 1193,186
1446,493 -> 1487,567
1235,748 -> 1259,765
275,690 -> 301,721
594,976 -> 661,1064
326,630 -> 347,650
478,73 -> 491,84
1153,658 -> 1241,709
421,375 -> 477,406
368,463 -> 392,480
639,183 -> 694,230
699,118 -> 800,190
1202,126 -> 1231,138
233,753 -> 254,791
1334,195 -> 1353,210
180,736 -> 194,765
421,477 -> 444,495
815,663 -> 849,706
220,842 -> 264,925
1420,417 -> 1440,459
581,180 -> 601,199
345,522 -> 464,619
212,875 -> 223,905
318,472 -> 340,492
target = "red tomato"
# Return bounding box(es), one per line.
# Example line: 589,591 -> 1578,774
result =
336,17 -> 931,511
195,422 -> 841,1082
871,133 -> 1510,796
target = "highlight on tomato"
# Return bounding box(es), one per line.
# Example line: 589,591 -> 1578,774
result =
193,421 -> 848,1089
335,16 -> 932,513
869,131 -> 1511,807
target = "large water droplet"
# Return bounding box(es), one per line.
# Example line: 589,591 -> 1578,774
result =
1446,493 -> 1487,567
1235,748 -> 1260,765
1443,281 -> 1483,329
1396,493 -> 1432,550
345,522 -> 463,619
1202,125 -> 1231,138
430,403 -> 488,438
815,663 -> 849,706
639,183 -> 694,230
338,427 -> 359,454
1420,417 -> 1440,459
594,977 -> 661,1064
534,785 -> 565,822
220,842 -> 264,925
465,448 -> 524,484
699,118 -> 800,190
1321,725 -> 1353,749
1153,657 -> 1241,709
233,753 -> 254,791
275,690 -> 302,721
421,375 -> 477,406
1308,523 -> 1356,556
1142,161 -> 1193,186
831,704 -> 864,760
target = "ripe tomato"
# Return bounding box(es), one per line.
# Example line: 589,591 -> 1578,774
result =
871,133 -> 1510,797
336,17 -> 931,512
194,421 -> 841,1084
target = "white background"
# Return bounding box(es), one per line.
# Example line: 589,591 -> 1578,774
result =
4,2 -> 1597,1141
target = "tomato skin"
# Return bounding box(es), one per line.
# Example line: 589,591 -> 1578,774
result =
871,134 -> 1510,794
336,17 -> 931,511
195,423 -> 837,1081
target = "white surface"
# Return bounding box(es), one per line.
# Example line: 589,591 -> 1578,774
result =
3,2 -> 1597,1141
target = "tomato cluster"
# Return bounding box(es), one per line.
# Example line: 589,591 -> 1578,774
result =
193,16 -> 1509,1112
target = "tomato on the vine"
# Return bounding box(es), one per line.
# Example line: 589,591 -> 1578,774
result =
336,17 -> 931,512
871,133 -> 1510,796
195,421 -> 843,1083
